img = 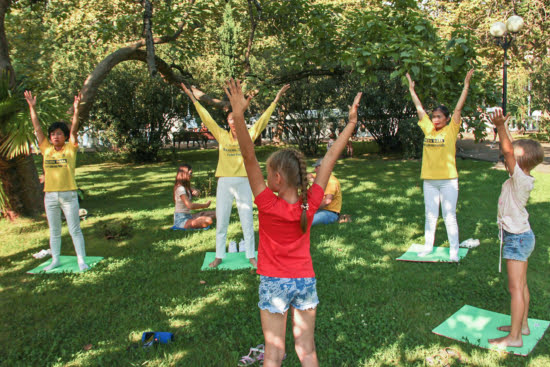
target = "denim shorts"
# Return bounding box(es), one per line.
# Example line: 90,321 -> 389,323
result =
174,212 -> 192,228
502,229 -> 535,262
258,276 -> 319,314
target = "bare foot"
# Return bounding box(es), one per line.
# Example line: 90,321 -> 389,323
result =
488,335 -> 523,348
249,257 -> 258,268
44,258 -> 60,271
497,325 -> 530,336
209,258 -> 222,268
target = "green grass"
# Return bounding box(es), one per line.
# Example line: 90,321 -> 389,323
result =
1,147 -> 549,366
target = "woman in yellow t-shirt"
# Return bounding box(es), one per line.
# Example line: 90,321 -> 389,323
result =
180,83 -> 290,268
24,90 -> 89,271
406,69 -> 474,261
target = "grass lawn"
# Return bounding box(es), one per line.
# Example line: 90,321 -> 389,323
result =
1,147 -> 549,366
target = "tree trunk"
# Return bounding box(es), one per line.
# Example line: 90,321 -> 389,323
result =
0,154 -> 43,218
0,0 -> 43,219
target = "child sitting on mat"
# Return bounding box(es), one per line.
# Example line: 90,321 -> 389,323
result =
173,164 -> 216,229
24,90 -> 89,271
225,78 -> 362,367
488,108 -> 544,348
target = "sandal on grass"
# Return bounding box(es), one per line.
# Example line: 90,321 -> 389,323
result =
238,344 -> 264,366
338,214 -> 352,223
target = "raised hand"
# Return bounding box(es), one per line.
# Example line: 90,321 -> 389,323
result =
24,90 -> 37,108
406,73 -> 415,90
73,92 -> 82,111
489,107 -> 510,128
204,200 -> 211,208
224,79 -> 250,115
274,84 -> 291,103
180,83 -> 196,101
348,92 -> 362,123
464,68 -> 475,86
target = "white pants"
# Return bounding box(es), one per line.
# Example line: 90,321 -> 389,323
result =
44,191 -> 86,261
215,177 -> 255,259
423,179 -> 459,255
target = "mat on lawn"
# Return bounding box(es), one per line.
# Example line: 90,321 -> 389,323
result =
432,305 -> 549,356
396,244 -> 467,262
201,251 -> 258,271
28,256 -> 104,274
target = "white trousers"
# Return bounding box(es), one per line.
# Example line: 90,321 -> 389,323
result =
423,179 -> 459,255
215,177 -> 255,259
44,191 -> 86,262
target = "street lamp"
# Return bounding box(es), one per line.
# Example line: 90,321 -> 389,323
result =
490,15 -> 524,115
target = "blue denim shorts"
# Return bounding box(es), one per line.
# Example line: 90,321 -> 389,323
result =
174,212 -> 192,228
258,276 -> 319,314
502,229 -> 535,262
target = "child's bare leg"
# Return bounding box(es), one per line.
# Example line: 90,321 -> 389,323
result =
249,257 -> 258,267
185,215 -> 213,229
292,307 -> 319,367
489,260 -> 528,347
496,265 -> 531,335
260,309 -> 288,367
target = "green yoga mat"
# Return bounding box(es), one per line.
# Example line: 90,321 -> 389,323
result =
28,256 -> 104,274
432,305 -> 549,356
201,251 -> 258,271
396,244 -> 468,262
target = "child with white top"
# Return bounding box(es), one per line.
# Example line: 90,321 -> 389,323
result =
487,108 -> 544,348
173,164 -> 215,229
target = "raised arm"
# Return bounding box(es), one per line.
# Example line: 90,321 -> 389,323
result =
180,83 -> 198,103
181,83 -> 225,140
249,84 -> 289,139
24,91 -> 45,145
224,79 -> 266,196
273,84 -> 290,104
314,92 -> 362,190
452,68 -> 474,125
489,107 -> 515,174
406,73 -> 426,120
70,93 -> 82,145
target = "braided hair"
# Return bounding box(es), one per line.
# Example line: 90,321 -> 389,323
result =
266,148 -> 309,233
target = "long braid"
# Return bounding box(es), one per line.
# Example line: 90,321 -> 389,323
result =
291,149 -> 309,233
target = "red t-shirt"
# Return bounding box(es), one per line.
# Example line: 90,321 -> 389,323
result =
254,183 -> 324,278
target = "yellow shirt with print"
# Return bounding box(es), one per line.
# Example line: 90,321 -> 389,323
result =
419,115 -> 460,180
39,140 -> 78,192
193,101 -> 276,177
324,174 -> 342,213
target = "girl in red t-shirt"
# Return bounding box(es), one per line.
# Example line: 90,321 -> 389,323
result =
225,79 -> 361,367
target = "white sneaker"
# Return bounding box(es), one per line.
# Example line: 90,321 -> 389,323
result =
417,246 -> 433,257
459,238 -> 480,248
238,240 -> 245,252
228,241 -> 237,253
449,253 -> 459,262
32,249 -> 51,259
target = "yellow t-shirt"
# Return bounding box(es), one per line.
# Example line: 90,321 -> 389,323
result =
39,140 -> 78,192
324,174 -> 342,213
419,115 -> 460,180
194,101 -> 276,177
